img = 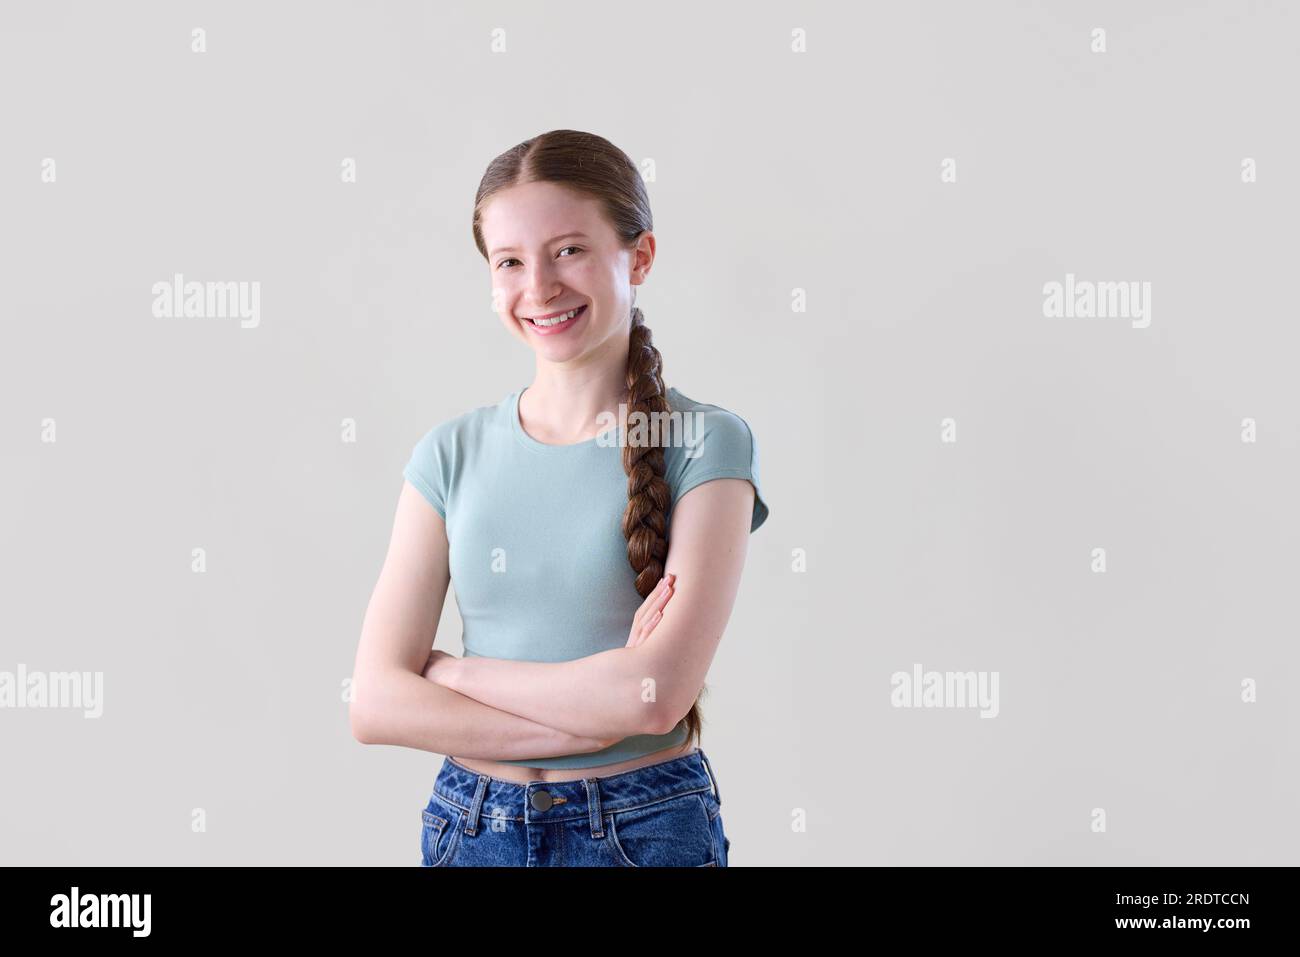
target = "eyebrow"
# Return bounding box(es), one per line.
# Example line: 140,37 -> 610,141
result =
489,232 -> 591,258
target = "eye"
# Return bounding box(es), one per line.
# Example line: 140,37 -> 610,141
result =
496,246 -> 581,270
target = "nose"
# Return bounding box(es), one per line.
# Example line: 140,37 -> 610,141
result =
522,260 -> 564,309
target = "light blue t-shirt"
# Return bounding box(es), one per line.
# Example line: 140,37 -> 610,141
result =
402,385 -> 769,768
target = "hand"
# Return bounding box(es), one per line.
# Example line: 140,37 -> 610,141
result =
421,649 -> 459,687
625,573 -> 676,649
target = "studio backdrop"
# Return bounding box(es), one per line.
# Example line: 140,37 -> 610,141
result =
1,0 -> 1296,865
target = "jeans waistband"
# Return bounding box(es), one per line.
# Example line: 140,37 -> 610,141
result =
433,747 -> 721,836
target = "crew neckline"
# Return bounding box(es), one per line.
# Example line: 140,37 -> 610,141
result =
510,386 -> 682,454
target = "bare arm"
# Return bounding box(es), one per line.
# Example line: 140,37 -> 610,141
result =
349,480 -> 617,760
426,579 -> 675,740
429,478 -> 756,738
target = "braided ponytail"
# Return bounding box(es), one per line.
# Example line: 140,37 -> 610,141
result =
620,305 -> 704,749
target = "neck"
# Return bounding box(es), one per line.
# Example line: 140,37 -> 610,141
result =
523,327 -> 632,444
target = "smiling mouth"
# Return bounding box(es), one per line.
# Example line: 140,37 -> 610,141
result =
522,304 -> 586,328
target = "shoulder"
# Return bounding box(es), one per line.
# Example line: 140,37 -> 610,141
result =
664,388 -> 758,465
403,393 -> 511,517
662,388 -> 769,532
409,394 -> 509,455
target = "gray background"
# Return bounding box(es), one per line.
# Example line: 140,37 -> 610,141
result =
1,0 -> 1296,865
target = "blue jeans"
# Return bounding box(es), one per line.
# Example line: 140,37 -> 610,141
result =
419,747 -> 731,867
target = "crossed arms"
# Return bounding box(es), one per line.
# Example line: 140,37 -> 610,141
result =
350,476 -> 755,759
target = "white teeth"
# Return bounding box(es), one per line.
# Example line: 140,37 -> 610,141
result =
529,307 -> 579,327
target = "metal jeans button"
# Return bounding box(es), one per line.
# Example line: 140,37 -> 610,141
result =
530,789 -> 553,811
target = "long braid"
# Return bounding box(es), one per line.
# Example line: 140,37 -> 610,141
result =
620,306 -> 704,748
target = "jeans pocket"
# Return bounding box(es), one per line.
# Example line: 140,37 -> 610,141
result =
607,792 -> 717,867
420,801 -> 462,867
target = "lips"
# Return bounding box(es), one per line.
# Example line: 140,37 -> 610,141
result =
522,304 -> 586,330
525,305 -> 583,323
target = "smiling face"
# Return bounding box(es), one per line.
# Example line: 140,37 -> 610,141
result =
481,180 -> 652,364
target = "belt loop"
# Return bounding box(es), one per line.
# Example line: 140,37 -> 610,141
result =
464,775 -> 489,835
697,748 -> 722,807
584,778 -> 604,839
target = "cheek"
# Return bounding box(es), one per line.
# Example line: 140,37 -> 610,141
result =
490,296 -> 524,333
492,293 -> 530,330
563,257 -> 610,292
489,280 -> 515,314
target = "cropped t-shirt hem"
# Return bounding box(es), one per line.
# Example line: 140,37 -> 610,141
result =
488,720 -> 692,770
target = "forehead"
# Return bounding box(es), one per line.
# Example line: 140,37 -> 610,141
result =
480,181 -> 608,249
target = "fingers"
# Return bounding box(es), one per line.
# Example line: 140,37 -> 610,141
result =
632,573 -> 674,628
647,573 -> 675,616
629,573 -> 676,647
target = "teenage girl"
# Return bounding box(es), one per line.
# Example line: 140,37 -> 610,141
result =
351,129 -> 770,866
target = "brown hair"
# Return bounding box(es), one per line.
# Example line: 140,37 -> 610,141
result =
471,129 -> 704,750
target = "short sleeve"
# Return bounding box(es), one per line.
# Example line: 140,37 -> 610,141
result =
667,407 -> 770,533
402,424 -> 450,519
